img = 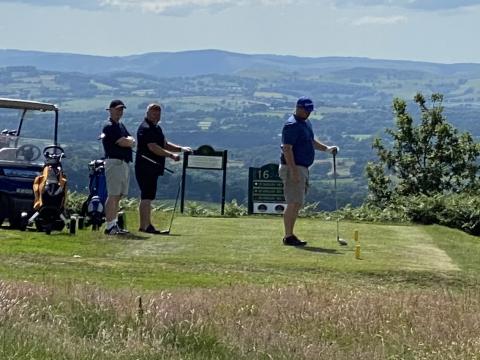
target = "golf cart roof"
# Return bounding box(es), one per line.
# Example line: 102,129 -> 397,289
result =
0,98 -> 58,112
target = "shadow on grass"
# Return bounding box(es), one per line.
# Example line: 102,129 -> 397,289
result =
297,246 -> 342,254
117,234 -> 149,241
121,233 -> 183,240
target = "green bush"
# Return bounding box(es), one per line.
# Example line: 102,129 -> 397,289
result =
349,193 -> 480,236
223,199 -> 247,217
66,191 -> 87,215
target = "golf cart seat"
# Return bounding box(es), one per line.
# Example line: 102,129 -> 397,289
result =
0,147 -> 18,161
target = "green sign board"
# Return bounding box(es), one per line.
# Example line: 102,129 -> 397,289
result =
248,163 -> 285,214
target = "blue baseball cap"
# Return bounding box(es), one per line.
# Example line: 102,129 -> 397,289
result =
296,96 -> 314,112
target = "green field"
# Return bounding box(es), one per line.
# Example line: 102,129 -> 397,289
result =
1,214 -> 480,359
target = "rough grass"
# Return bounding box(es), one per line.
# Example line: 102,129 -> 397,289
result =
1,280 -> 480,359
2,214 -> 480,358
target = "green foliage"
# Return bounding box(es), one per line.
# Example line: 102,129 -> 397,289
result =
66,191 -> 87,215
315,202 -> 410,224
223,199 -> 247,217
333,193 -> 480,235
66,193 -> 141,215
299,202 -> 321,217
401,193 -> 480,235
185,202 -> 211,217
120,197 -> 140,211
367,93 -> 480,205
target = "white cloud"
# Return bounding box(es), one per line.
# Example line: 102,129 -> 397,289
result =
102,0 -> 229,13
352,15 -> 407,26
333,0 -> 480,11
0,0 -> 299,13
0,0 -> 102,10
101,0 -> 297,14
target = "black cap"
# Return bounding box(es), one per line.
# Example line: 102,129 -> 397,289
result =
296,96 -> 314,112
107,99 -> 126,110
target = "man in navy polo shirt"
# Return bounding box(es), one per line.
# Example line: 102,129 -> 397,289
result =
102,99 -> 135,235
135,103 -> 191,234
279,96 -> 338,246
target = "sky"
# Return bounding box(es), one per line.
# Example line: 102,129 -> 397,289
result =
0,0 -> 479,63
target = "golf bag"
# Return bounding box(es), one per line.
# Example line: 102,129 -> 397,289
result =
81,159 -> 107,230
29,145 -> 69,234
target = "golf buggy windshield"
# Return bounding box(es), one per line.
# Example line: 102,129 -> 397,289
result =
0,98 -> 59,166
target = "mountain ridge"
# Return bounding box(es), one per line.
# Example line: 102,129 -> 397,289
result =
2,48 -> 480,78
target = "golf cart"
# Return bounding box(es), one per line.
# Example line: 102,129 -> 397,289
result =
0,98 -> 62,229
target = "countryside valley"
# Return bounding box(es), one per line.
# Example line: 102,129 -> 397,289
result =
1,49 -> 480,209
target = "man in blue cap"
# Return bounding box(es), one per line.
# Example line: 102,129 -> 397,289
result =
279,96 -> 338,246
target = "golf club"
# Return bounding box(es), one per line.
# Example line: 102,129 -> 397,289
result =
98,134 -> 173,173
131,149 -> 174,174
333,150 -> 348,246
159,176 -> 182,235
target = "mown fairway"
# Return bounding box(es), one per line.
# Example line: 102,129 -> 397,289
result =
1,214 -> 480,359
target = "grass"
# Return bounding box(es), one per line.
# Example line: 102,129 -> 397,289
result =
2,214 -> 476,290
1,213 -> 480,359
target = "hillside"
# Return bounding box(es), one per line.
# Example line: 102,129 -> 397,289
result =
1,49 -> 480,208
2,48 -> 480,77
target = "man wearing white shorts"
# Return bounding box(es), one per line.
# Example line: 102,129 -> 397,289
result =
101,99 -> 135,235
279,97 -> 338,246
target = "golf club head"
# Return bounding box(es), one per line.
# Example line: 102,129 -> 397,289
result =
159,230 -> 170,235
337,236 -> 348,246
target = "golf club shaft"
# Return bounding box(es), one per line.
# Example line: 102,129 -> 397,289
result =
333,152 -> 340,242
131,149 -> 174,174
167,177 -> 182,233
333,152 -> 338,211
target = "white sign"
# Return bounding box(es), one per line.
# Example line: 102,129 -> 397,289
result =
187,155 -> 223,169
253,202 -> 285,214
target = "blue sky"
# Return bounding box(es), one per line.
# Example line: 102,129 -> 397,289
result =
0,0 -> 478,63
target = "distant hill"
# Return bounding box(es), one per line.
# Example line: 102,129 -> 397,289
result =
1,49 -> 480,78
2,48 -> 480,208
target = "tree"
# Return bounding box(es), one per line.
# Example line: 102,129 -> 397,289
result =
366,93 -> 480,207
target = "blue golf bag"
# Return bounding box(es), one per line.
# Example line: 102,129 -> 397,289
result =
81,159 -> 107,230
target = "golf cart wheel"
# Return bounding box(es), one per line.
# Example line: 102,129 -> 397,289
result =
45,224 -> 52,235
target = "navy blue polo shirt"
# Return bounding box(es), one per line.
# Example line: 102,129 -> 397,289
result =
280,115 -> 315,168
102,119 -> 133,162
135,118 -> 166,175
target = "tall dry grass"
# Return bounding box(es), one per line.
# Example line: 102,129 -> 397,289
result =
1,279 -> 480,359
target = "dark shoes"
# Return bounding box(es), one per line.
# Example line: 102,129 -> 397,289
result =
283,235 -> 307,247
138,224 -> 161,234
104,224 -> 129,235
